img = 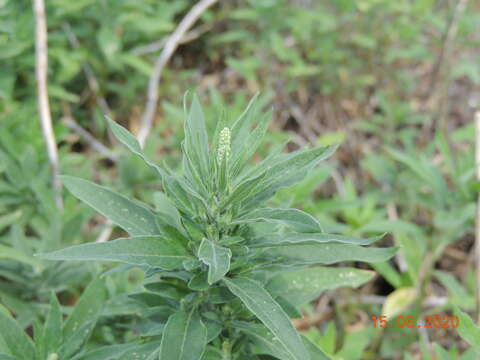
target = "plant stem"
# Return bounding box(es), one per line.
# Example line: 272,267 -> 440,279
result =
222,339 -> 232,360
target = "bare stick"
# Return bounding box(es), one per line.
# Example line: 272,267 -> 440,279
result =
96,219 -> 114,243
427,0 -> 468,94
475,111 -> 480,323
132,24 -> 212,56
34,0 -> 62,209
62,116 -> 118,162
137,0 -> 218,147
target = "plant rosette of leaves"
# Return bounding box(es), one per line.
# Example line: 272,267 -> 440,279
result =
38,94 -> 395,360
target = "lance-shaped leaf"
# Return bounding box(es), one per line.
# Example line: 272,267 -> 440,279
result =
271,243 -> 397,265
198,238 -> 232,284
39,236 -> 190,270
159,309 -> 207,360
106,117 -> 166,179
63,278 -> 107,338
0,306 -> 35,359
232,208 -> 323,233
184,94 -> 210,182
223,277 -> 309,360
454,306 -> 480,353
61,176 -> 159,236
232,321 -> 297,360
267,267 -> 375,306
241,146 -> 337,210
40,293 -> 63,358
249,233 -> 384,248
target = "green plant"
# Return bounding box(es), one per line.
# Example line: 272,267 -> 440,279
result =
40,95 -> 395,359
0,279 -> 106,360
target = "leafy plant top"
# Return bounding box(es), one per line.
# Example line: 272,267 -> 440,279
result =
40,94 -> 394,360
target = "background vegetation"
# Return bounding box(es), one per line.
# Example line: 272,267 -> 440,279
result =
1,0 -> 479,359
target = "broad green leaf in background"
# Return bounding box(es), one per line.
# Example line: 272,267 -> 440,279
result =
224,276 -> 310,360
232,208 -> 323,232
198,238 -> 232,284
39,236 -> 190,270
159,310 -> 207,360
61,175 -> 160,236
267,267 -> 375,306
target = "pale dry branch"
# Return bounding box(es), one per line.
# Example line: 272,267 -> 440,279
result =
475,111 -> 480,323
34,0 -> 63,209
428,0 -> 469,94
62,116 -> 118,162
132,23 -> 212,56
137,0 -> 218,147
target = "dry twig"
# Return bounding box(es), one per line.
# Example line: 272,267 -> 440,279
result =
137,0 -> 218,147
34,0 -> 63,209
62,116 -> 118,162
475,111 -> 480,323
132,23 -> 212,56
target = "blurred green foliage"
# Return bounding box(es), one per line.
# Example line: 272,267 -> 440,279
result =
0,0 -> 479,358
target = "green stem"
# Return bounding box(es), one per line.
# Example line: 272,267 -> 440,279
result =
222,339 -> 232,360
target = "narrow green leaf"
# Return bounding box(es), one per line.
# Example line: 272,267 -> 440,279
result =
271,244 -> 397,265
198,238 -> 232,284
224,276 -> 309,360
63,278 -> 107,338
39,236 -> 190,270
250,233 -> 384,248
41,293 -> 63,357
0,244 -> 39,267
232,321 -> 297,360
106,117 -> 165,178
302,335 -> 330,360
454,307 -> 480,353
267,267 -> 375,306
184,94 -> 210,181
230,109 -> 271,178
61,175 -> 160,236
159,310 -> 207,360
233,208 -> 322,233
153,191 -> 185,235
0,308 -> 35,359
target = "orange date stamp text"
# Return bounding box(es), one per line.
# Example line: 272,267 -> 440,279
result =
371,315 -> 459,329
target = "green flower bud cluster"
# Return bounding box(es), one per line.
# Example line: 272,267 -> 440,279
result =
217,127 -> 231,163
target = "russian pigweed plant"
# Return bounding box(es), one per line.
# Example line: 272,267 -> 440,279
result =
41,95 -> 395,359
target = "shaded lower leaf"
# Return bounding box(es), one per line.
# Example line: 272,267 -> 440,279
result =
159,310 -> 207,360
224,276 -> 309,360
39,236 -> 191,270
